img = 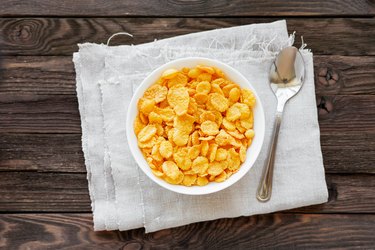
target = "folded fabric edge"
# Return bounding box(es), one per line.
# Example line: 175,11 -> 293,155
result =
73,46 -> 112,231
78,20 -> 289,55
145,197 -> 327,234
144,193 -> 329,234
302,51 -> 329,203
72,52 -> 97,226
99,70 -> 145,231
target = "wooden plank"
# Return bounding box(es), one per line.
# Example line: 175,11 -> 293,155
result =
0,95 -> 81,133
0,134 -> 84,173
314,56 -> 375,95
0,213 -> 374,249
0,56 -> 75,97
1,95 -> 374,133
2,55 -> 375,96
1,18 -> 374,56
317,95 -> 375,133
1,0 -> 374,17
320,133 -> 375,174
0,172 -> 91,212
0,172 -> 373,213
0,214 -> 123,249
1,133 -> 374,174
292,174 -> 375,213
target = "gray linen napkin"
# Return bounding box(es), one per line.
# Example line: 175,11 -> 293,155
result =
73,20 -> 328,232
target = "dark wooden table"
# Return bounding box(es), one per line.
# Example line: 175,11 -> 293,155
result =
1,1 -> 375,249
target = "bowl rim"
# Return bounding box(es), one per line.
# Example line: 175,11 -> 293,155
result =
126,57 -> 265,195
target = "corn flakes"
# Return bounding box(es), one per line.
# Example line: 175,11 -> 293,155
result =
135,65 -> 256,186
144,84 -> 168,103
167,86 -> 189,116
207,161 -> 223,176
162,161 -> 181,179
200,141 -> 209,156
173,148 -> 192,170
222,118 -> 236,131
228,87 -> 241,103
214,171 -> 227,182
192,156 -> 209,175
215,148 -> 228,162
200,120 -> 219,136
226,105 -> 241,121
245,129 -> 255,139
196,176 -> 209,186
161,68 -> 179,79
209,93 -> 229,112
196,81 -> 211,94
183,174 -> 197,186
159,141 -> 173,159
188,145 -> 201,160
207,143 -> 218,163
138,125 -> 157,142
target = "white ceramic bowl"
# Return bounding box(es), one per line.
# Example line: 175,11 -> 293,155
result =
126,57 -> 265,195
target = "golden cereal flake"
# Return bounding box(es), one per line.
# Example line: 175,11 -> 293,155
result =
214,171 -> 227,182
196,176 -> 209,186
162,68 -> 179,79
196,81 -> 211,94
215,148 -> 228,162
245,129 -> 255,139
241,89 -> 256,107
228,87 -> 241,103
167,73 -> 188,88
200,120 -> 219,136
207,161 -> 223,176
167,86 -> 190,116
159,141 -> 173,159
197,65 -> 215,74
200,140 -> 209,156
209,93 -> 229,112
226,104 -> 241,121
162,161 -> 182,180
192,156 -> 209,175
173,148 -> 192,170
138,98 -> 155,115
182,174 -> 197,186
138,125 -> 157,142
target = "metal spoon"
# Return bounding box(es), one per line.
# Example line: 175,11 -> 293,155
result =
256,46 -> 305,202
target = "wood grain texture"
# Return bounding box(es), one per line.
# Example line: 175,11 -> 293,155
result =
2,55 -> 375,97
0,173 -> 373,213
0,214 -> 123,249
1,0 -> 374,17
0,56 -> 75,97
1,133 -> 374,174
0,213 -> 374,249
0,95 -> 80,133
314,56 -> 375,95
0,134 -> 84,173
317,95 -> 375,132
320,133 -> 375,174
1,18 -> 374,56
0,172 -> 91,212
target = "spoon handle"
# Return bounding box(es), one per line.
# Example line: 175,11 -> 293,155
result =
256,112 -> 282,202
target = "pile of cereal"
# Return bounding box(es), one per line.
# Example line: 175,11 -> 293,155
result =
134,65 -> 255,186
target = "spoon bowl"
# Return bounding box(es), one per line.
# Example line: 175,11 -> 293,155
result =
270,47 -> 305,112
